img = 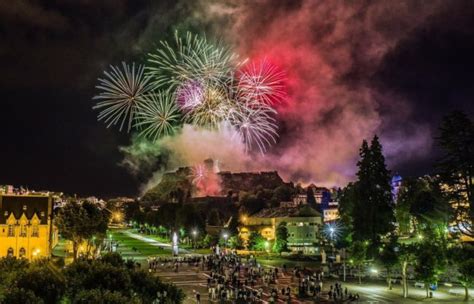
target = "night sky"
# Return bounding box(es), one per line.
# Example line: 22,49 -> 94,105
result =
1,1 -> 473,197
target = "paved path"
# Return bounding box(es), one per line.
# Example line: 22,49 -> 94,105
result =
153,262 -> 468,304
123,230 -> 190,254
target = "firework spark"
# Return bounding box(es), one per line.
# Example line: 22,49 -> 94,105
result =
176,79 -> 205,112
231,103 -> 278,154
93,32 -> 286,154
238,59 -> 286,106
191,164 -> 207,187
93,62 -> 156,132
134,92 -> 181,140
185,84 -> 233,130
147,31 -> 239,89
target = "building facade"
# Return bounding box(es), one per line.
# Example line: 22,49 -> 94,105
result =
0,194 -> 58,259
240,206 -> 323,254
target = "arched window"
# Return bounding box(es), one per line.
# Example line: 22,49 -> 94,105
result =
7,247 -> 14,257
19,247 -> 26,258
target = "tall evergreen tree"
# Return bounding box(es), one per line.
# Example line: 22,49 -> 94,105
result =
437,111 -> 473,237
351,136 -> 395,256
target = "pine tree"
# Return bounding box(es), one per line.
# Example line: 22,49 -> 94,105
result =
351,136 -> 395,257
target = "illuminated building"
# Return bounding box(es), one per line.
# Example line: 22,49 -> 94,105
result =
323,201 -> 340,222
0,194 -> 58,259
391,174 -> 403,202
239,205 -> 323,254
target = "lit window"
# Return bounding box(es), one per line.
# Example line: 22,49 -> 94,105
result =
20,225 -> 27,237
7,225 -> 14,237
23,205 -> 27,211
19,248 -> 26,258
32,225 -> 39,237
7,247 -> 13,257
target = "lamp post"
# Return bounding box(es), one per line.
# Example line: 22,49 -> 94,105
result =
192,229 -> 197,249
223,233 -> 229,251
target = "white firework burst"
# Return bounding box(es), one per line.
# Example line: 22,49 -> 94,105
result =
134,92 -> 181,140
230,103 -> 279,154
93,62 -> 156,132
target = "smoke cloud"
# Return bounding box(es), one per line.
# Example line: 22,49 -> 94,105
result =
123,0 -> 444,192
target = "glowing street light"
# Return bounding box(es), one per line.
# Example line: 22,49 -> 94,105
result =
192,229 -> 198,249
223,232 -> 229,250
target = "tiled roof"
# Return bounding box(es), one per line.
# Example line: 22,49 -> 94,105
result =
0,195 -> 51,225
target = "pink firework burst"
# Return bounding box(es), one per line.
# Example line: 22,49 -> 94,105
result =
238,58 -> 286,106
176,80 -> 205,112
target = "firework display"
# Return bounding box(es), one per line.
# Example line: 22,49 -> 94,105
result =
134,92 -> 181,140
93,62 -> 156,132
93,31 -> 286,153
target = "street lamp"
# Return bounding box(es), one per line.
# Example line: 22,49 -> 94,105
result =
223,233 -> 229,250
192,229 -> 198,249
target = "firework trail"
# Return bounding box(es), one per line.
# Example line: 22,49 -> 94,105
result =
93,62 -> 156,132
134,92 -> 181,140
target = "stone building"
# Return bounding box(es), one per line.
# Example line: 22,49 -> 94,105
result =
0,194 -> 58,259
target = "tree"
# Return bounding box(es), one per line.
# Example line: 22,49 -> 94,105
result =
395,178 -> 418,235
414,242 -> 447,298
399,243 -> 417,298
378,236 -> 399,290
56,200 -> 110,260
123,200 -> 143,225
450,245 -> 474,301
0,258 -> 66,304
437,111 -> 473,237
228,235 -> 243,249
306,187 -> 317,209
273,185 -> 294,202
349,241 -> 367,284
16,260 -> 66,303
248,231 -> 267,251
457,259 -> 474,301
72,289 -> 133,304
207,209 -> 221,226
350,136 -> 395,256
273,222 -> 289,255
64,253 -> 184,303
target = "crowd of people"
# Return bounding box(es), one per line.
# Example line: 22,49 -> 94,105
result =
148,252 -> 360,303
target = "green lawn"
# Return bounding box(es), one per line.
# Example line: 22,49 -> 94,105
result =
256,256 -> 321,269
109,229 -> 172,259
